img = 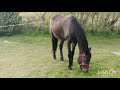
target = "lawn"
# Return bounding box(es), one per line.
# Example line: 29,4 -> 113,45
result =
0,34 -> 120,78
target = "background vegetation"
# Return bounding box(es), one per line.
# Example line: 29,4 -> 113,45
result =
0,12 -> 120,78
0,12 -> 120,36
0,12 -> 22,36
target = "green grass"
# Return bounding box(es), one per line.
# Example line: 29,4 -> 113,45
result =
0,34 -> 120,78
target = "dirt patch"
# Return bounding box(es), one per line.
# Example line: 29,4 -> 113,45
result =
112,52 -> 120,56
3,40 -> 12,44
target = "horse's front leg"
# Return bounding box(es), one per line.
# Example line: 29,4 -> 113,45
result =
71,42 -> 77,66
67,40 -> 72,70
59,40 -> 64,61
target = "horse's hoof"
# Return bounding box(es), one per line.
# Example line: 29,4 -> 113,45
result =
54,57 -> 56,60
68,66 -> 72,70
60,58 -> 64,61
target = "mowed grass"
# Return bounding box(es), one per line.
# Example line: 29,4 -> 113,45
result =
0,34 -> 120,78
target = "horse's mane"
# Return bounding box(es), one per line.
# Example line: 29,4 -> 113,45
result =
70,16 -> 89,53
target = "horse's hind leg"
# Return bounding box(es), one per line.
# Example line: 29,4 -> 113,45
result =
52,33 -> 58,59
59,40 -> 64,61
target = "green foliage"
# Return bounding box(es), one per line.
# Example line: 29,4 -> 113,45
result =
2,12 -> 119,36
0,12 -> 22,36
42,12 -> 120,35
38,12 -> 120,35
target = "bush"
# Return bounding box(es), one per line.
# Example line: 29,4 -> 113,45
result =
0,12 -> 22,36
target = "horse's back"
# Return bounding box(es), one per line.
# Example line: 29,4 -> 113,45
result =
50,15 -> 78,40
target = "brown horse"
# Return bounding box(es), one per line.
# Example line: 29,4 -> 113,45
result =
49,15 -> 91,73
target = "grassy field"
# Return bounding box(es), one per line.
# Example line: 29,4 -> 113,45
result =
0,34 -> 120,78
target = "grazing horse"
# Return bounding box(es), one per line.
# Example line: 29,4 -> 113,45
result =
49,15 -> 91,73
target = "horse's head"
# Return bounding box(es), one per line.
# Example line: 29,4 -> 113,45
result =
78,47 -> 91,73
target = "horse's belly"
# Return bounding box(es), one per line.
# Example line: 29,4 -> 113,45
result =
53,31 -> 68,40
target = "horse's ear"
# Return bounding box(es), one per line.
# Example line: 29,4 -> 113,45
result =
89,47 -> 91,51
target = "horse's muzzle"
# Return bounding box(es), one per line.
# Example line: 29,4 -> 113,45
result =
80,63 -> 89,73
81,68 -> 89,73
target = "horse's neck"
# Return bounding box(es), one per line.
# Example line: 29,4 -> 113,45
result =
77,34 -> 88,54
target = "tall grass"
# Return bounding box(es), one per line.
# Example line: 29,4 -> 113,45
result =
21,24 -> 120,37
21,25 -> 49,36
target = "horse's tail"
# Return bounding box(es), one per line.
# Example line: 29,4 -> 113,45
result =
49,15 -> 59,35
49,16 -> 54,35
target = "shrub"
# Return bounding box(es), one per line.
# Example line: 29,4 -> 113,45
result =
0,12 -> 22,36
